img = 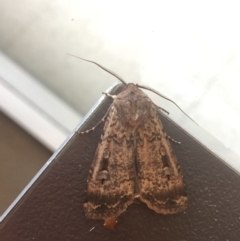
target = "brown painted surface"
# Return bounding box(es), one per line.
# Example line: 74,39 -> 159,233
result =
0,84 -> 240,241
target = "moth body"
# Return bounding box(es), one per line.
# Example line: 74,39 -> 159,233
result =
83,83 -> 187,228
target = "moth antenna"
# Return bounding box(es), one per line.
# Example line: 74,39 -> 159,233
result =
67,54 -> 127,85
136,84 -> 198,125
68,54 -> 196,125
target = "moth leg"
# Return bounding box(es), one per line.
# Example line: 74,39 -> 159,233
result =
102,92 -> 117,99
166,134 -> 181,144
77,108 -> 110,134
156,105 -> 169,115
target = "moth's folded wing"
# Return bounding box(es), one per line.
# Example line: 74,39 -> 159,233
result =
84,107 -> 135,219
136,107 -> 187,214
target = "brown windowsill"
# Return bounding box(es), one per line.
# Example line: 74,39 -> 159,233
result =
0,83 -> 239,241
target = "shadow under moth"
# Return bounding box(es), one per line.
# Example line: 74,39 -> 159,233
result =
69,55 -> 190,229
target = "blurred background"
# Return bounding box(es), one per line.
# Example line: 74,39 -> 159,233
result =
1,0 -> 240,220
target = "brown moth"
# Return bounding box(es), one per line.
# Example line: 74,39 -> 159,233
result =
69,55 -> 188,229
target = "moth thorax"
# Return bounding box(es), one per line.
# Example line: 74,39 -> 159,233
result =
116,97 -> 151,127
